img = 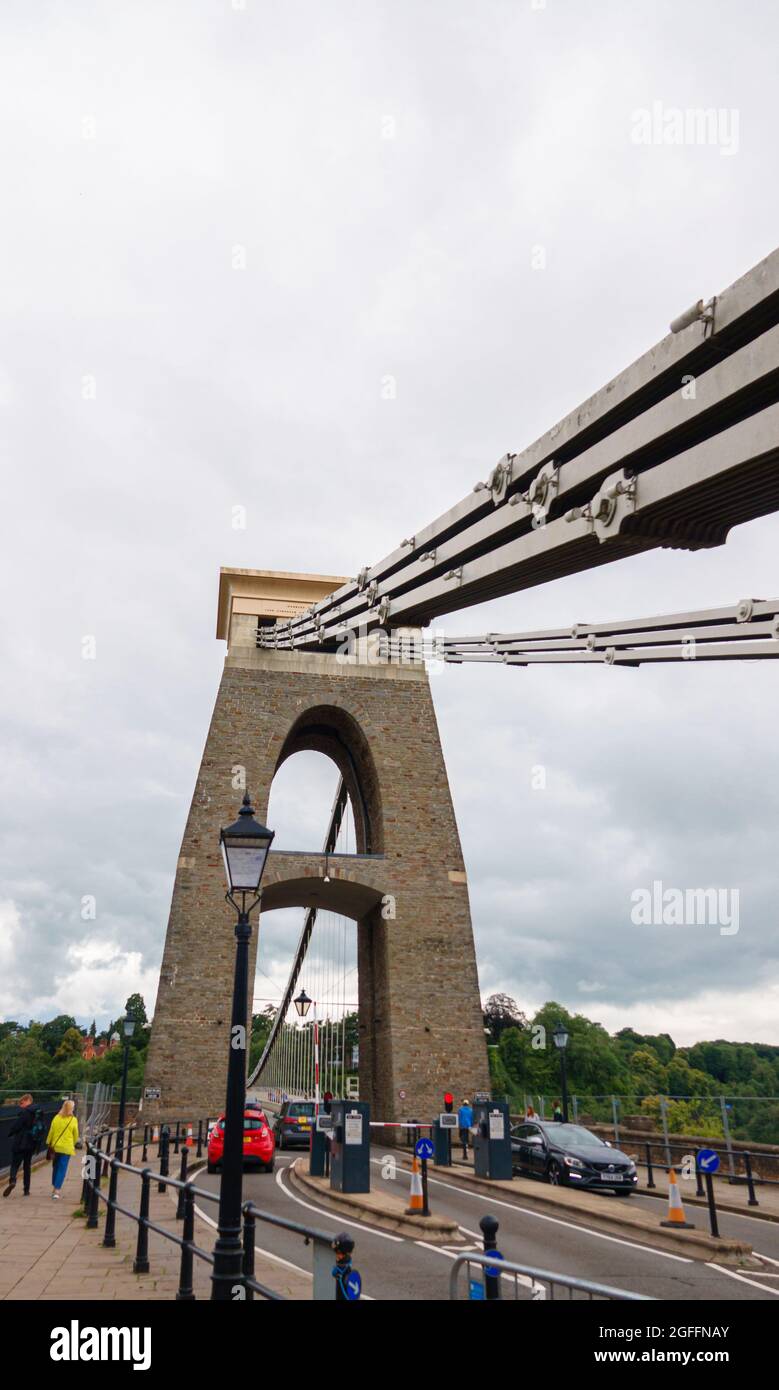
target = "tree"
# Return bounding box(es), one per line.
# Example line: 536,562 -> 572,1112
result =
124,994 -> 148,1027
39,1015 -> 78,1058
483,994 -> 528,1044
54,1027 -> 86,1062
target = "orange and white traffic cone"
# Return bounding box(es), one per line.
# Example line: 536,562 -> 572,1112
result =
152,1125 -> 159,1143
405,1156 -> 424,1214
185,1124 -> 194,1148
660,1169 -> 695,1228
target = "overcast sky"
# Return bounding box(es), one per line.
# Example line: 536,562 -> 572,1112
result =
1,0 -> 778,1048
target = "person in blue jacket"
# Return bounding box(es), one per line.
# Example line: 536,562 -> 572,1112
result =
457,1098 -> 474,1160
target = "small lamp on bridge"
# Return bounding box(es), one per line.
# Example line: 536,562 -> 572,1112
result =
123,1015 -> 136,1040
294,989 -> 312,1019
219,792 -> 275,906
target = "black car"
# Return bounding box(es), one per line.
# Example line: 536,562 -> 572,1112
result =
510,1121 -> 638,1194
272,1100 -> 317,1150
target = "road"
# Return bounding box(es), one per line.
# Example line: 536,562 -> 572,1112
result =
193,1147 -> 779,1301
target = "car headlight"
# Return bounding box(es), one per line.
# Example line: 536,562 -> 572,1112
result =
627,1162 -> 637,1173
563,1155 -> 584,1169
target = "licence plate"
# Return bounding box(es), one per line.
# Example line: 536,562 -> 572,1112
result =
602,1172 -> 622,1181
298,1121 -> 310,1129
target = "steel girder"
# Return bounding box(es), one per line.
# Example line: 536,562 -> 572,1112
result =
259,247 -> 779,651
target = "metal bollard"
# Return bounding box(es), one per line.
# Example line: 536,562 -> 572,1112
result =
645,1142 -> 655,1189
743,1151 -> 759,1207
86,1145 -> 102,1230
176,1147 -> 189,1219
176,1185 -> 196,1302
142,1124 -> 149,1163
102,1153 -> 119,1249
126,1125 -> 134,1166
102,1128 -> 113,1178
197,1119 -> 204,1159
332,1232 -> 358,1300
242,1207 -> 256,1302
158,1127 -> 170,1193
134,1169 -> 152,1274
480,1214 -> 501,1301
174,1121 -> 181,1155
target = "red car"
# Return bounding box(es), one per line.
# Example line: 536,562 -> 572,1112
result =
207,1110 -> 276,1174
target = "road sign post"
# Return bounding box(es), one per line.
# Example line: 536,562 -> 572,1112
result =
415,1136 -> 435,1215
696,1149 -> 721,1238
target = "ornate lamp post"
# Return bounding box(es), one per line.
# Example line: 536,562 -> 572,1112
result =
117,1013 -> 136,1133
294,988 -> 320,1116
211,792 -> 274,1302
552,1020 -> 570,1124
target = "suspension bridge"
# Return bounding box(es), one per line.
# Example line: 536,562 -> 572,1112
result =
144,244 -> 779,1123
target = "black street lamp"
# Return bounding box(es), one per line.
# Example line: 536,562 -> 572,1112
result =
211,792 -> 274,1302
117,1014 -> 136,1133
552,1021 -> 570,1124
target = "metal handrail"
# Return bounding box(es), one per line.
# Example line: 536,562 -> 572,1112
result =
449,1251 -> 654,1301
83,1121 -> 352,1300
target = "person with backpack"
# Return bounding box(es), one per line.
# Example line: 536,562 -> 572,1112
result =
45,1100 -> 79,1200
3,1093 -> 43,1197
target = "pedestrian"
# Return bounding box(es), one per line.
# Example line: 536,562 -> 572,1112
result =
45,1100 -> 79,1201
3,1093 -> 43,1198
525,1103 -> 536,1121
553,1100 -> 564,1123
457,1097 -> 474,1160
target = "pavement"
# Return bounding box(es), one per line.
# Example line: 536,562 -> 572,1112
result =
0,1151 -> 310,1301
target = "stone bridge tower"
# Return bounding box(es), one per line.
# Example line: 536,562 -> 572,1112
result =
144,568 -> 490,1121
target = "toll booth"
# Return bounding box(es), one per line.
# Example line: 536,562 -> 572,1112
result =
310,1112 -> 333,1178
330,1100 -> 370,1193
473,1099 -> 512,1181
433,1114 -> 456,1166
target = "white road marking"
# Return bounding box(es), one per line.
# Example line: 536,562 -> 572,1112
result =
705,1263 -> 779,1296
275,1164 -> 403,1242
754,1251 -> 779,1267
192,1197 -> 313,1281
375,1163 -> 694,1265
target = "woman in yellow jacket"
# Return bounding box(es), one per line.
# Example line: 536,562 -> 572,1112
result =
46,1100 -> 79,1200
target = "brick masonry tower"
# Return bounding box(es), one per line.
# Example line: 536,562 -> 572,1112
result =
143,568 -> 490,1121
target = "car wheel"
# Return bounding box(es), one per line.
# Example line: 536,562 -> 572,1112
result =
277,1132 -> 284,1151
613,1188 -> 632,1197
207,1160 -> 217,1175
547,1159 -> 565,1186
265,1160 -> 275,1174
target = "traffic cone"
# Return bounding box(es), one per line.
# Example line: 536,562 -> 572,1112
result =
660,1169 -> 695,1228
405,1156 -> 424,1214
185,1125 -> 194,1148
152,1125 -> 159,1143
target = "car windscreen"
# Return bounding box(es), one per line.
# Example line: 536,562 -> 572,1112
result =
287,1103 -> 315,1117
243,1118 -> 266,1129
541,1124 -> 604,1146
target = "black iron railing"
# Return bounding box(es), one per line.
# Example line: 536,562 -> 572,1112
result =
82,1120 -> 351,1300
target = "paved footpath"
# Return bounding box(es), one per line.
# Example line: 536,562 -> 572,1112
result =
0,1156 -> 310,1301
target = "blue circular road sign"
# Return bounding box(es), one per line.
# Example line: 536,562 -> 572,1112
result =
485,1250 -> 504,1280
344,1269 -> 362,1300
415,1137 -> 435,1160
696,1148 -> 720,1173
